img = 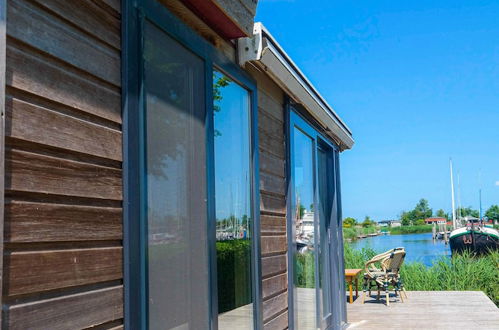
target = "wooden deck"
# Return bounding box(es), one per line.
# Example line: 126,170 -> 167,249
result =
347,291 -> 499,329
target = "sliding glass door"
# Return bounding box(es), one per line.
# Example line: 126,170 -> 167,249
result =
144,21 -> 209,329
289,109 -> 344,330
132,5 -> 261,329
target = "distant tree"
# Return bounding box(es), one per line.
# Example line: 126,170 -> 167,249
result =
485,205 -> 499,222
415,219 -> 425,225
343,217 -> 357,228
299,204 -> 306,219
436,209 -> 448,220
413,198 -> 433,220
400,211 -> 412,226
457,206 -> 479,218
362,216 -> 374,228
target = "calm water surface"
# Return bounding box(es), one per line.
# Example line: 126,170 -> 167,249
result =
349,232 -> 451,266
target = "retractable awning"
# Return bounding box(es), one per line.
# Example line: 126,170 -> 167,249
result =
238,23 -> 354,150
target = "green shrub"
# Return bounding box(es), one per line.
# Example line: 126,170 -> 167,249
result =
389,225 -> 433,235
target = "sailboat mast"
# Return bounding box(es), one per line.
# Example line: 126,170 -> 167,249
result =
450,158 -> 456,229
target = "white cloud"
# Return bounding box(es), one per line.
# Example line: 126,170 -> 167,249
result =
496,181 -> 499,186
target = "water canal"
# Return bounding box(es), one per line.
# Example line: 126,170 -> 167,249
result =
349,232 -> 451,266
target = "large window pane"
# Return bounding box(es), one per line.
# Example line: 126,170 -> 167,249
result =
144,22 -> 209,329
292,128 -> 316,329
213,70 -> 253,329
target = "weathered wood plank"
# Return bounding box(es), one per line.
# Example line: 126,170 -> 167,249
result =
258,89 -> 284,123
6,285 -> 123,330
259,150 -> 285,178
0,1 -> 6,327
261,236 -> 287,256
259,172 -> 286,197
6,43 -> 121,123
97,0 -> 121,14
5,247 -> 122,296
262,273 -> 287,299
260,214 -> 286,234
259,133 -> 285,158
32,0 -> 121,49
260,193 -> 286,215
6,148 -> 122,200
258,108 -> 284,137
5,201 -> 122,242
8,0 -> 120,86
263,291 -> 287,322
264,310 -> 288,330
261,254 -> 287,278
6,95 -> 122,161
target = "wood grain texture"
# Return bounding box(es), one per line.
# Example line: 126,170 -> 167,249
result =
261,236 -> 287,256
6,285 -> 123,330
6,43 -> 121,123
260,214 -> 286,235
260,193 -> 286,215
4,247 -> 122,296
3,0 -> 123,327
32,0 -> 121,50
259,132 -> 285,158
5,201 -> 122,242
262,273 -> 287,299
263,310 -> 288,330
6,148 -> 122,200
259,172 -> 286,197
263,291 -> 287,321
8,0 -> 120,86
259,150 -> 285,178
261,254 -> 287,278
6,95 -> 122,161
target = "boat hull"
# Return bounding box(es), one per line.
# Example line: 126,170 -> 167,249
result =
449,229 -> 499,255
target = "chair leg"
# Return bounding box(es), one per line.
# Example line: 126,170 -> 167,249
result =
402,287 -> 408,299
377,289 -> 380,301
362,290 -> 366,304
386,291 -> 390,306
399,289 -> 404,303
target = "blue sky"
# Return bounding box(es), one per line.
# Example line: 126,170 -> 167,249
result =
256,0 -> 499,221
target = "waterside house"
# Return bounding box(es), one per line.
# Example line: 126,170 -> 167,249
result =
424,217 -> 448,225
0,1 -> 354,329
378,219 -> 402,227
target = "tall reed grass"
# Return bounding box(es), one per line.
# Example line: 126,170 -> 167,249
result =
344,243 -> 499,306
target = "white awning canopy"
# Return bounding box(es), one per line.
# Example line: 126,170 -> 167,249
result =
238,23 -> 354,150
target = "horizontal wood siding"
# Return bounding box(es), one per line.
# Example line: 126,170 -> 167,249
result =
249,65 -> 289,329
3,0 -> 122,328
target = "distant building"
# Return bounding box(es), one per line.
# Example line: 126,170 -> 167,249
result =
424,217 -> 447,225
378,220 -> 401,227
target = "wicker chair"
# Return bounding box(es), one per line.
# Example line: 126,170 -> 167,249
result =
362,247 -> 407,306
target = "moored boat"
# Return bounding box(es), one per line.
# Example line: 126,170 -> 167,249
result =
449,217 -> 499,254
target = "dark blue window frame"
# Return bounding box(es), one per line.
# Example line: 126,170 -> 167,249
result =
122,1 -> 262,328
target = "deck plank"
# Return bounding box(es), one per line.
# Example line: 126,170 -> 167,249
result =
347,291 -> 499,329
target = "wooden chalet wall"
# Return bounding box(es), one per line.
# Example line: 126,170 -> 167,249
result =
3,0 -> 123,328
247,66 -> 288,330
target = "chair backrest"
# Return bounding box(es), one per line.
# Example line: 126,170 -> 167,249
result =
364,248 -> 397,272
381,248 -> 406,273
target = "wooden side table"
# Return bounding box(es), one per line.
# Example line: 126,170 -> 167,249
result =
345,268 -> 362,304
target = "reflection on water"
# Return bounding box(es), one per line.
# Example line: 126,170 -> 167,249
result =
350,232 -> 451,266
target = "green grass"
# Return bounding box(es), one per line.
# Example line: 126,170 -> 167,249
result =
343,243 -> 499,306
388,224 -> 434,235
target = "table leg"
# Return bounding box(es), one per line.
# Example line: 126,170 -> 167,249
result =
355,277 -> 358,298
349,279 -> 353,304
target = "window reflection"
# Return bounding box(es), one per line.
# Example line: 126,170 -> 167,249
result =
144,22 -> 209,329
213,70 -> 253,329
293,128 -> 316,329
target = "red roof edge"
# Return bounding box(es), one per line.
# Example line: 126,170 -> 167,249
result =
180,0 -> 248,39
